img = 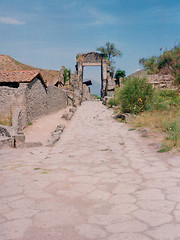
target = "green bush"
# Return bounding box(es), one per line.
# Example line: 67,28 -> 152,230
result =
119,77 -> 153,114
108,98 -> 115,107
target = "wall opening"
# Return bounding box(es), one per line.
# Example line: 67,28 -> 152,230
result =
83,66 -> 101,97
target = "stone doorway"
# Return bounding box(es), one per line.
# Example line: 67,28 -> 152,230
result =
83,66 -> 101,97
76,52 -> 114,99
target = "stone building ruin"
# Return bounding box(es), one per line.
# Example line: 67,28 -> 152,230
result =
0,70 -> 68,129
75,52 -> 115,99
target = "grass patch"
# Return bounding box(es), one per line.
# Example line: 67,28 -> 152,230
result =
157,146 -> 172,153
0,112 -> 12,126
129,90 -> 180,149
41,169 -> 51,174
128,128 -> 136,131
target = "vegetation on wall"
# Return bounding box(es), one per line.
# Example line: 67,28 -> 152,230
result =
139,45 -> 180,84
64,68 -> 71,84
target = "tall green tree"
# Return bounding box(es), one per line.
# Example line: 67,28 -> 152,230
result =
96,42 -> 122,75
96,42 -> 122,61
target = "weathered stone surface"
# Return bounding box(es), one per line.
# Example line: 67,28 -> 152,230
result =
108,233 -> 152,240
133,209 -> 172,227
33,211 -> 83,228
105,220 -> 148,233
147,223 -> 180,240
75,224 -> 106,239
0,101 -> 180,239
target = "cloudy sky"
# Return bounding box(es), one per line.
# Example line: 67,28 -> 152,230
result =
0,0 -> 179,79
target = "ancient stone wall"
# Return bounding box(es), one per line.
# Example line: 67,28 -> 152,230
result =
47,85 -> 67,113
0,87 -> 17,115
146,75 -> 175,89
26,78 -> 47,122
0,77 -> 68,129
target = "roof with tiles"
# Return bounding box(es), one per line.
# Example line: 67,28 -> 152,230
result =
0,70 -> 46,86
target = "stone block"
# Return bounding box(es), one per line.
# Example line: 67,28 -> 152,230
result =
14,133 -> 25,147
69,107 -> 76,113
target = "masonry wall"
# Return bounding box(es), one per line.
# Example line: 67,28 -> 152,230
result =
26,78 -> 47,122
0,87 -> 17,115
47,85 -> 67,113
0,77 -> 68,129
146,75 -> 176,89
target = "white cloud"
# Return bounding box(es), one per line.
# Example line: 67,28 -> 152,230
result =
87,8 -> 117,26
0,17 -> 25,25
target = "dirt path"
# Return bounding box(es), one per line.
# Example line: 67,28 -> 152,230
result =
0,101 -> 180,240
23,107 -> 70,145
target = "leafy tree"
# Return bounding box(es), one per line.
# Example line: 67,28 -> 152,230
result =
115,69 -> 126,80
96,42 -> 122,76
139,56 -> 158,74
96,42 -> 122,61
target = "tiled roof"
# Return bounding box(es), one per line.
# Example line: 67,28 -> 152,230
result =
0,70 -> 45,85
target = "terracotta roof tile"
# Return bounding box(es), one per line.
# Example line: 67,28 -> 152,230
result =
0,70 -> 44,84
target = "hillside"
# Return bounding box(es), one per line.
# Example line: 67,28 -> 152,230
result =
0,55 -> 60,85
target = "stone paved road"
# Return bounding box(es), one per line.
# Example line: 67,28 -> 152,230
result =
0,101 -> 180,240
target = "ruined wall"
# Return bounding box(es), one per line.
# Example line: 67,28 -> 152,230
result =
0,77 -> 68,129
47,85 -> 67,113
26,78 -> 68,122
0,87 -> 17,114
26,78 -> 47,122
146,75 -> 175,89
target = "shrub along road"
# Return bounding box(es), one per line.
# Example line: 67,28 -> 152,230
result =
0,101 -> 180,240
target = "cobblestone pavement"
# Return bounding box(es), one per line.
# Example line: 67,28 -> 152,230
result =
0,101 -> 180,240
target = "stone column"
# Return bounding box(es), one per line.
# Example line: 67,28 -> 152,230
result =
77,61 -> 83,90
101,59 -> 108,98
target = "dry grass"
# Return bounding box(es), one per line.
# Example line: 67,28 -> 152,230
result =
0,113 -> 12,126
130,108 -> 180,149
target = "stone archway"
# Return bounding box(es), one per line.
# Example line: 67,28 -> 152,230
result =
76,52 -> 114,99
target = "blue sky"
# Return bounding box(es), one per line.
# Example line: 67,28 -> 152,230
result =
0,0 -> 179,79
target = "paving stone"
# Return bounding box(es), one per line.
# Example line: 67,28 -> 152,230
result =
136,200 -> 175,213
0,182 -> 23,197
174,210 -> 180,222
75,224 -> 106,239
33,210 -> 83,228
105,220 -> 148,233
0,218 -> 32,239
147,223 -> 180,240
88,190 -> 111,201
3,208 -> 38,220
167,194 -> 180,202
112,184 -> 138,194
108,233 -> 152,240
110,194 -> 136,204
110,204 -> 138,215
71,183 -> 96,194
133,209 -> 172,226
135,188 -> 164,200
88,214 -> 132,225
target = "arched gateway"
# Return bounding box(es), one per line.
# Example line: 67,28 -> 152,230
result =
76,52 -> 115,99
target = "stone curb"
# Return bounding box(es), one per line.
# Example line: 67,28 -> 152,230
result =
46,124 -> 65,147
62,107 -> 76,121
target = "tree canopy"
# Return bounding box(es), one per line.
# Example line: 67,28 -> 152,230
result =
115,69 -> 126,80
96,42 -> 122,62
